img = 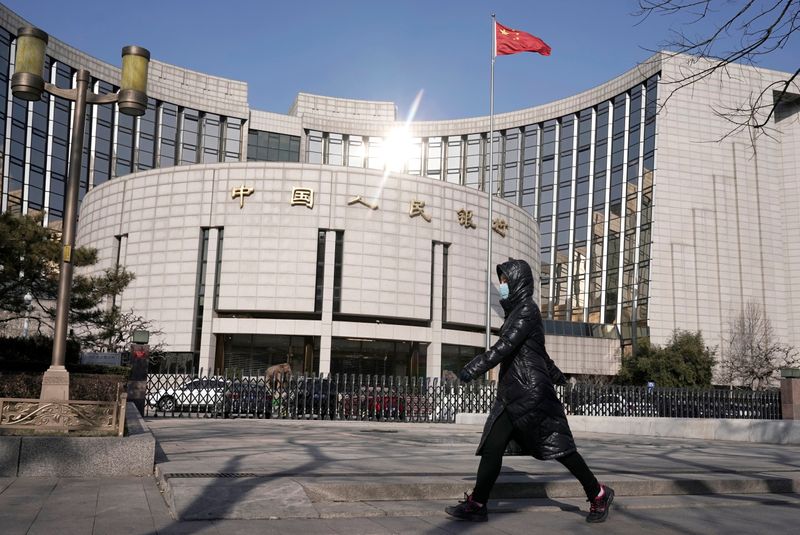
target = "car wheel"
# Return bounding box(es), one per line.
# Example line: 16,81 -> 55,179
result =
157,396 -> 176,412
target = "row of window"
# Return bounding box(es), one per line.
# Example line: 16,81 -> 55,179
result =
303,77 -> 658,332
0,28 -> 244,225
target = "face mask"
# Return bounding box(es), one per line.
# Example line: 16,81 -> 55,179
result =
499,283 -> 509,300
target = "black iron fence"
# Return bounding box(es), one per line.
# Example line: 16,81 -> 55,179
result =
144,371 -> 782,422
557,384 -> 782,419
145,371 -> 496,423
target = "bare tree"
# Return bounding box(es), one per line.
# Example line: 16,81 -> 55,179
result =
721,301 -> 798,389
71,307 -> 166,362
637,0 -> 800,140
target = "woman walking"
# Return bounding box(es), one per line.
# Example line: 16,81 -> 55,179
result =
446,259 -> 613,523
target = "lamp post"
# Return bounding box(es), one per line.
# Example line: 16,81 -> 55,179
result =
22,291 -> 32,338
11,26 -> 150,400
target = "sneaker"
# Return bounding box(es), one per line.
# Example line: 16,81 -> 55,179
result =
445,492 -> 488,522
586,484 -> 614,523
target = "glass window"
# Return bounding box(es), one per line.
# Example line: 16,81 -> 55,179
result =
159,103 -> 178,167
47,61 -> 72,224
446,136 -> 462,184
92,80 -> 114,187
503,129 -> 520,203
137,98 -> 157,170
224,118 -> 242,162
327,133 -> 343,165
464,134 -> 482,189
407,137 -> 423,175
0,29 -> 10,163
426,136 -> 442,179
306,130 -> 323,164
348,135 -> 364,167
202,113 -> 221,163
180,108 -> 199,165
115,111 -> 134,177
367,137 -> 384,170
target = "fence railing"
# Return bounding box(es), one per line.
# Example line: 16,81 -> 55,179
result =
144,371 -> 782,422
145,371 -> 496,423
0,384 -> 127,435
557,383 -> 782,419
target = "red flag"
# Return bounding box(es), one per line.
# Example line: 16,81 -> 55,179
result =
495,21 -> 551,57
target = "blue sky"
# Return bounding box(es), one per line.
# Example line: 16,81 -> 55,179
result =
4,1 -> 798,121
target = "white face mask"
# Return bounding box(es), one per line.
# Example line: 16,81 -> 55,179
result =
499,282 -> 510,300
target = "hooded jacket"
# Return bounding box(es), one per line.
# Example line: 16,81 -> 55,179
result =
461,259 -> 576,460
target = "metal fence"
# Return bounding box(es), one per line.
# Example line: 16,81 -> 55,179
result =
557,384 -> 782,419
145,371 -> 497,423
144,371 -> 782,422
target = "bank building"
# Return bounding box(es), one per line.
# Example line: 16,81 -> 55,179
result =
1,4 -> 798,381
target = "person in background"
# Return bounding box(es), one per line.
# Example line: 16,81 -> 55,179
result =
445,259 -> 614,524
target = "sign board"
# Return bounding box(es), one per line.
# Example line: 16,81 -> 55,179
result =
132,330 -> 150,344
79,352 -> 122,367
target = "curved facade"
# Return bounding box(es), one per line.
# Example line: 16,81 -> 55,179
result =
78,161 -> 543,375
2,4 -> 799,381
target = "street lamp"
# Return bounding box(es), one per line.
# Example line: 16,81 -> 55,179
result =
22,291 -> 33,338
11,26 -> 150,400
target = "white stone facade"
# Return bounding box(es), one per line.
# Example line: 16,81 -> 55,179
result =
77,162 -> 548,374
649,56 -> 800,373
5,2 -> 799,381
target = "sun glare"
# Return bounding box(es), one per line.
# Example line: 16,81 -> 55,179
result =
383,127 -> 413,172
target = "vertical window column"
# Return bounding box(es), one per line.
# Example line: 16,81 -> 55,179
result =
194,227 -> 223,373
179,108 -> 199,165
223,118 -> 242,162
0,28 -> 11,213
318,229 -> 342,375
503,129 -> 520,203
136,98 -> 156,171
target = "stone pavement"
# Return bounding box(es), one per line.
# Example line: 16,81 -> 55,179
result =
1,417 -> 800,534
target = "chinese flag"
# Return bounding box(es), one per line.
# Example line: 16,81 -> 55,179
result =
495,21 -> 551,57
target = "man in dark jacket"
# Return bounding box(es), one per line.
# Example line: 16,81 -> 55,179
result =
445,259 -> 613,523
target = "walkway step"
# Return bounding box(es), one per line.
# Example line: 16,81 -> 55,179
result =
155,467 -> 800,520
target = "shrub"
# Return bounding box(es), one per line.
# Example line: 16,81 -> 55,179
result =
0,336 -> 80,372
0,373 -> 126,401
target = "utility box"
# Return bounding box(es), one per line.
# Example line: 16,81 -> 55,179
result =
127,343 -> 149,415
780,368 -> 800,420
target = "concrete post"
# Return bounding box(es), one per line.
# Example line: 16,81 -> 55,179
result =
426,243 -> 444,379
318,231 -> 337,375
780,368 -> 800,420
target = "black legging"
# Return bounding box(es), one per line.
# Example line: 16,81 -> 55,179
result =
471,410 -> 600,504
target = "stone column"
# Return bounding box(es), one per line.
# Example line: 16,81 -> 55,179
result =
780,368 -> 800,420
426,243 -> 444,378
197,228 -> 219,374
318,231 -> 337,375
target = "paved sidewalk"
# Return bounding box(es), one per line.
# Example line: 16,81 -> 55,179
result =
1,417 -> 799,534
148,418 -> 800,521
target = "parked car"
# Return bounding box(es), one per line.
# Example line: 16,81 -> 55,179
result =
572,393 -> 657,417
147,377 -> 228,412
220,379 -> 273,418
284,377 -> 339,419
338,385 -> 407,420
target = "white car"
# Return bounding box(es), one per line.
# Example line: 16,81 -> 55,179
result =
572,393 -> 658,417
147,377 -> 228,412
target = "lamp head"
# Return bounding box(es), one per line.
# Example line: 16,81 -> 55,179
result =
11,26 -> 48,101
118,45 -> 150,116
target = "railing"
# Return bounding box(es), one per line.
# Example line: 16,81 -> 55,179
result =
0,384 -> 127,435
144,372 -> 782,422
557,384 -> 782,419
145,371 -> 496,423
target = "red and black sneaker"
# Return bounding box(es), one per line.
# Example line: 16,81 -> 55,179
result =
586,484 -> 614,523
445,492 -> 488,522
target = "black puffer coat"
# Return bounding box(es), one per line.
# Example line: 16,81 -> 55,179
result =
461,259 -> 576,460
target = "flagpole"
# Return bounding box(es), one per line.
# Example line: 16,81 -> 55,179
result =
486,13 -> 496,350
